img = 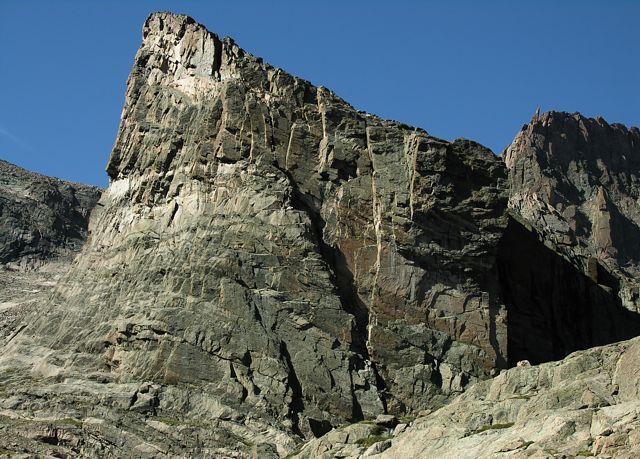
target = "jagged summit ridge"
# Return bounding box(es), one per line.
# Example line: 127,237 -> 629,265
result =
107,12 -> 427,185
505,110 -> 640,311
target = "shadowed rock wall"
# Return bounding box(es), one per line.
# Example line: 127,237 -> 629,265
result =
504,111 -> 640,312
0,160 -> 101,268
497,215 -> 640,366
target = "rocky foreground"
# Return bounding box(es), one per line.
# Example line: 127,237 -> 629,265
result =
296,338 -> 640,458
0,12 -> 639,458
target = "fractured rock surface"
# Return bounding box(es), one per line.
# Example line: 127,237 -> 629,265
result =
0,12 -> 511,455
505,111 -> 640,312
0,262 -> 70,344
0,160 -> 101,346
1,12 -> 640,458
308,336 -> 640,458
0,159 -> 101,269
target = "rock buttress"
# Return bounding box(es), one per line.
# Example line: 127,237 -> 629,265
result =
0,12 -> 510,455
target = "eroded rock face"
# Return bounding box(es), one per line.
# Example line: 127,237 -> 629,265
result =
0,159 -> 101,268
0,160 -> 101,345
504,111 -> 640,311
0,12 -> 510,454
312,337 -> 640,458
2,12 -> 640,458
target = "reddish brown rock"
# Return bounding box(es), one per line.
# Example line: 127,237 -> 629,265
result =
504,111 -> 640,311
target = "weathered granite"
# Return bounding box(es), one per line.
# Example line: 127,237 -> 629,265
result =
0,261 -> 70,344
0,159 -> 101,347
1,12 -> 640,458
358,337 -> 640,458
0,159 -> 101,269
0,12 -> 511,455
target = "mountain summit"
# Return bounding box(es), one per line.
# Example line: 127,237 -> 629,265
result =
1,13 -> 639,457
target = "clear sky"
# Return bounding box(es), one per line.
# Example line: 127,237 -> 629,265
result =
1,1 -> 638,187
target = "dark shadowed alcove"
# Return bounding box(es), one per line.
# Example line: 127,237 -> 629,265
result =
497,216 -> 640,366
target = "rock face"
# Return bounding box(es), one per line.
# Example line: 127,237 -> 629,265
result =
0,12 -> 512,455
504,111 -> 640,312
500,112 -> 640,366
0,160 -> 100,345
0,159 -> 101,268
103,14 -> 511,416
0,261 -> 72,344
1,12 -> 640,458
311,336 -> 640,458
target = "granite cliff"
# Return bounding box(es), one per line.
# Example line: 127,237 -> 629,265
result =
505,112 -> 640,310
293,114 -> 640,458
299,337 -> 640,458
0,12 -> 639,458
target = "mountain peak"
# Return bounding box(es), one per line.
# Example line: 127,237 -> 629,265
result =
2,12 -> 640,458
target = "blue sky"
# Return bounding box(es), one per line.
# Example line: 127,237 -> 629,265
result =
1,1 -> 638,187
